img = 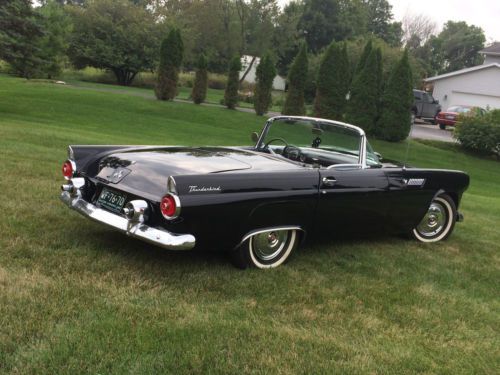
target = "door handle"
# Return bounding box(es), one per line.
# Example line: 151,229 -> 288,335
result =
322,177 -> 337,187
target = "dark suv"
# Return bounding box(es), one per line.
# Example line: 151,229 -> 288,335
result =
412,90 -> 441,124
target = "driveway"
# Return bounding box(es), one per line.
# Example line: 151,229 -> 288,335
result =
410,121 -> 454,143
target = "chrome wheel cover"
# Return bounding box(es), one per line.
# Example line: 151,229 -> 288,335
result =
416,202 -> 447,238
251,230 -> 289,261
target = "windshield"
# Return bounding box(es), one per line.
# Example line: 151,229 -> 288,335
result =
257,118 -> 380,168
447,106 -> 471,113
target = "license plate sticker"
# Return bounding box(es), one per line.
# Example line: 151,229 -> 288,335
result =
97,188 -> 127,214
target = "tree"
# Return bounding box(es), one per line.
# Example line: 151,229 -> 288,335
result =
298,0 -> 347,53
155,28 -> 183,100
273,0 -> 304,77
355,39 -> 372,74
364,0 -> 401,46
38,1 -> 72,79
424,21 -> 485,75
345,47 -> 382,134
191,54 -> 208,104
402,12 -> 437,50
68,0 -> 159,86
253,53 -> 276,115
376,49 -> 413,141
282,43 -> 308,115
314,42 -> 350,120
0,0 -> 45,78
224,55 -> 242,109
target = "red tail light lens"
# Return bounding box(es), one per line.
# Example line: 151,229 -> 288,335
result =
62,160 -> 74,180
160,194 -> 179,219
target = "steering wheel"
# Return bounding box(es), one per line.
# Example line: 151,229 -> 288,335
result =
283,145 -> 302,161
264,138 -> 289,154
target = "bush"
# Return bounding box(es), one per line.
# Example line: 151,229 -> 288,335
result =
454,110 -> 500,157
208,74 -> 226,90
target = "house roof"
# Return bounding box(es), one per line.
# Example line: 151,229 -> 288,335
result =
480,42 -> 500,55
424,63 -> 500,82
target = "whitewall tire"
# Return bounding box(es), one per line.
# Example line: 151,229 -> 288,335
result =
412,194 -> 456,243
230,229 -> 299,269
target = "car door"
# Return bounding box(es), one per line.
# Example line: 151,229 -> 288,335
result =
314,166 -> 392,237
413,91 -> 423,115
422,93 -> 436,118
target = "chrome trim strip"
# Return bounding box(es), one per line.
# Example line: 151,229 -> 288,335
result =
237,226 -> 303,248
60,190 -> 195,251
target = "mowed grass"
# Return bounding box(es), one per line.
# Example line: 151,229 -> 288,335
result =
0,75 -> 499,374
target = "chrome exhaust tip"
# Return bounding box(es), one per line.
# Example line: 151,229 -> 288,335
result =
123,200 -> 149,223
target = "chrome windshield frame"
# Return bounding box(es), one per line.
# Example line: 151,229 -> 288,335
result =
255,116 -> 368,169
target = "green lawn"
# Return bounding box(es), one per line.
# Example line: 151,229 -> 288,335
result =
0,75 -> 498,374
62,73 -> 286,113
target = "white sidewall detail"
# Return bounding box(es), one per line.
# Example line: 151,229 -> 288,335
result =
413,196 -> 454,243
249,230 -> 297,269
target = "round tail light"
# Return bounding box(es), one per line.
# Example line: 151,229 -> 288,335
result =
160,194 -> 180,219
62,160 -> 75,180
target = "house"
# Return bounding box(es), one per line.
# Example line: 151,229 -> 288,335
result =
424,42 -> 500,110
239,55 -> 286,91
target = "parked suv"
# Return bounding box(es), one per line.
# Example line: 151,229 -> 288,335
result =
412,90 -> 441,124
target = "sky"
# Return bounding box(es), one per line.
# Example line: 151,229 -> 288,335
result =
277,0 -> 500,44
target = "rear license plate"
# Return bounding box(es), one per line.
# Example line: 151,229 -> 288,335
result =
97,188 -> 126,214
446,115 -> 454,119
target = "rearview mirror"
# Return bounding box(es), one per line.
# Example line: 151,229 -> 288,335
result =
251,132 -> 259,143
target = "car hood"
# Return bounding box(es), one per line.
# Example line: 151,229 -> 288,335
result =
95,146 -> 302,200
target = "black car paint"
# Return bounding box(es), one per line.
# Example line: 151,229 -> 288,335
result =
70,144 -> 469,251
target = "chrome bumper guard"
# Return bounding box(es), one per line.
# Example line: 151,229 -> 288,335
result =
60,181 -> 195,251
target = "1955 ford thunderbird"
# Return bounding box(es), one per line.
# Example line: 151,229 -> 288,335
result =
60,116 -> 469,268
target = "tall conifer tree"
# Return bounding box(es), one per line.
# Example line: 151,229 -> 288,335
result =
377,50 -> 413,141
345,48 -> 382,134
224,55 -> 241,109
155,29 -> 183,100
282,43 -> 308,115
254,53 -> 277,116
314,42 -> 350,120
191,54 -> 208,104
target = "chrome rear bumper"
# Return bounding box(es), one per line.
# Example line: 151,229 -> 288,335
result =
60,188 -> 195,251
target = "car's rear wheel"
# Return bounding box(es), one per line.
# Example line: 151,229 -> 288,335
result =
230,229 -> 299,269
411,194 -> 456,242
439,123 -> 446,130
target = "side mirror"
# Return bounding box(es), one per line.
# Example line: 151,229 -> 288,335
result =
434,99 -> 439,104
374,152 -> 383,161
251,132 -> 259,143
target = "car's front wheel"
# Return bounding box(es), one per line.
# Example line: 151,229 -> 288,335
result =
411,194 -> 456,242
230,229 -> 299,269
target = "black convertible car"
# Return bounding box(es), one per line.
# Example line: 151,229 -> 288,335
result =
60,116 -> 469,268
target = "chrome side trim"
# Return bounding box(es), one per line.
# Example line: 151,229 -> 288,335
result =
60,188 -> 195,251
237,226 -> 303,248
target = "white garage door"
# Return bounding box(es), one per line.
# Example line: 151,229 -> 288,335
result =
451,91 -> 500,110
